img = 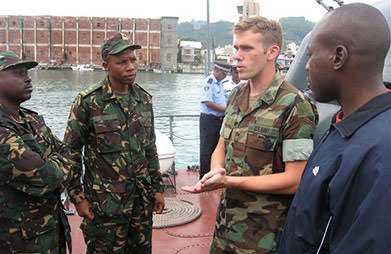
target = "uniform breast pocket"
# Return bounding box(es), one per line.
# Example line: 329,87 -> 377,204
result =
245,124 -> 279,170
93,120 -> 123,154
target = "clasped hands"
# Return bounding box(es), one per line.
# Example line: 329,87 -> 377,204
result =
181,168 -> 227,193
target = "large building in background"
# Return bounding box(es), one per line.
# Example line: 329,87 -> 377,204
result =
0,15 -> 178,72
237,0 -> 260,21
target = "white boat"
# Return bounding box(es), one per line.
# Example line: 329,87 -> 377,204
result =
155,129 -> 176,173
71,64 -> 94,71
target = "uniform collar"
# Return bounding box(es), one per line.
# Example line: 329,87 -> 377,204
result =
235,70 -> 284,111
0,103 -> 25,123
101,75 -> 141,102
261,70 -> 284,105
332,92 -> 391,138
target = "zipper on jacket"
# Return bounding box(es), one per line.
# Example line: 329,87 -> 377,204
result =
316,216 -> 332,254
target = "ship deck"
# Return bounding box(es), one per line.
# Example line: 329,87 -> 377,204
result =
68,169 -> 221,254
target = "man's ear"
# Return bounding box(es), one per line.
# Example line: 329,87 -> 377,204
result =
333,45 -> 348,71
102,60 -> 109,71
267,45 -> 280,61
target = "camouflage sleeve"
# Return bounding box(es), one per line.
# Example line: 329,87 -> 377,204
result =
145,108 -> 165,193
64,94 -> 88,204
0,128 -> 71,197
282,95 -> 319,162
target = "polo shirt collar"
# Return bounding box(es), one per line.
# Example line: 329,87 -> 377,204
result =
333,92 -> 391,138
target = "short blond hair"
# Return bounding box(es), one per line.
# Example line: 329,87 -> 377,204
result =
234,16 -> 283,50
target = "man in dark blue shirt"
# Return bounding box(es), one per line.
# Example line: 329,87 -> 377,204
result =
279,3 -> 391,253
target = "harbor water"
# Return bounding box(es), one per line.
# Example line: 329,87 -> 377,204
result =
23,69 -> 204,169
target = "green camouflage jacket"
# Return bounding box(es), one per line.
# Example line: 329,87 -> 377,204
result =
64,77 -> 164,220
0,105 -> 72,253
213,72 -> 318,253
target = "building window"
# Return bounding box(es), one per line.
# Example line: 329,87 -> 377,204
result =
153,24 -> 158,30
97,22 -> 101,27
125,23 -> 129,29
54,50 -> 58,58
26,50 -> 31,58
139,53 -> 143,61
82,33 -> 87,41
97,33 -> 101,41
40,21 -> 44,27
82,51 -> 87,59
26,32 -> 31,40
40,50 -> 44,57
68,33 -> 73,41
12,32 -> 16,41
68,51 -> 72,57
153,35 -> 157,43
139,34 -> 143,43
54,32 -> 58,41
152,53 -> 156,61
96,51 -> 100,60
40,32 -> 44,40
167,54 -> 171,62
167,35 -> 172,44
168,24 -> 172,29
68,22 -> 73,26
12,21 -> 16,26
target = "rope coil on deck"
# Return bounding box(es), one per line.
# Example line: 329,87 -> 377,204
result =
152,197 -> 202,228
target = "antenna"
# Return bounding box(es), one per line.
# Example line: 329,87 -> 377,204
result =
333,0 -> 344,6
316,0 -> 344,12
316,0 -> 334,12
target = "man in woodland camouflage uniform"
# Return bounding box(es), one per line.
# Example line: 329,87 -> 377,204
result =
0,51 -> 72,253
183,17 -> 318,253
64,33 -> 165,253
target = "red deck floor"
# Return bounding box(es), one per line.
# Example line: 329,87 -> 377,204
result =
67,169 -> 222,253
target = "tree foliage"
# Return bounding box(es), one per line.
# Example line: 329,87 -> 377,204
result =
279,17 -> 315,47
178,17 -> 315,49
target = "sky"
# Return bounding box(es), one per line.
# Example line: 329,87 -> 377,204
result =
0,0 -> 381,23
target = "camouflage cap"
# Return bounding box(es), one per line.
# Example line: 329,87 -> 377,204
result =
101,33 -> 141,60
0,51 -> 38,71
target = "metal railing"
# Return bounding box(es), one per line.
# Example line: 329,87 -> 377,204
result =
155,114 -> 200,143
155,114 -> 200,193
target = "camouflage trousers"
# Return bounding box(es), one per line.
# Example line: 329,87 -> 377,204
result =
81,198 -> 153,254
209,189 -> 286,254
0,224 -> 67,254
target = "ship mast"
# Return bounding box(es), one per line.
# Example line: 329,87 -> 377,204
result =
206,0 -> 211,76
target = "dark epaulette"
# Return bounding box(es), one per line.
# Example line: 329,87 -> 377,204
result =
80,82 -> 104,98
221,79 -> 229,84
133,82 -> 152,98
20,106 -> 38,116
207,78 -> 213,84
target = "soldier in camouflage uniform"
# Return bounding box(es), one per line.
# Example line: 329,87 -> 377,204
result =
182,17 -> 318,253
64,33 -> 165,254
0,51 -> 72,253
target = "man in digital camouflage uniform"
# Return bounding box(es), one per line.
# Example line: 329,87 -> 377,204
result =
0,51 -> 72,253
64,33 -> 165,253
183,17 -> 318,253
